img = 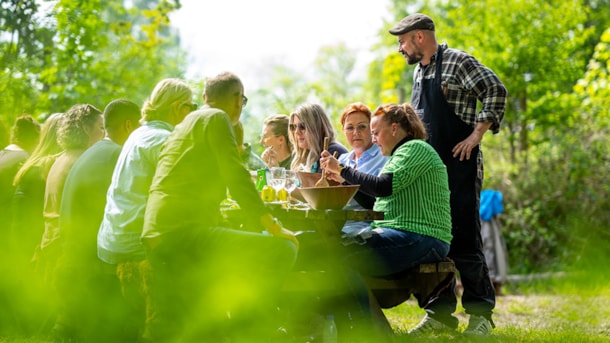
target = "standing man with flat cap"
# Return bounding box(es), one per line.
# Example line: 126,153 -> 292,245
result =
388,13 -> 507,337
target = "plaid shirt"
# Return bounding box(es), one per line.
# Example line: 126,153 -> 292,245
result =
411,43 -> 507,134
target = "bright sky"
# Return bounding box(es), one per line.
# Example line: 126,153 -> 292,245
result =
170,0 -> 391,88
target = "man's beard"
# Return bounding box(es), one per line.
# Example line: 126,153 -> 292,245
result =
405,50 -> 423,65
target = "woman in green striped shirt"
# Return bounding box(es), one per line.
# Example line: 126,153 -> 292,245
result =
321,103 -> 452,277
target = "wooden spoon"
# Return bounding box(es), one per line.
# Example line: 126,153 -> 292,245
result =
316,138 -> 337,187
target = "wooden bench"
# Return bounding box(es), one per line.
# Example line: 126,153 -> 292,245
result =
283,259 -> 456,308
365,259 -> 456,309
281,259 -> 456,335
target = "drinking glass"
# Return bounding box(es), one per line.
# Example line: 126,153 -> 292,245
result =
267,167 -> 286,200
283,170 -> 298,208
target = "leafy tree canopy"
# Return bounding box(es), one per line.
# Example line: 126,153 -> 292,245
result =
0,0 -> 186,146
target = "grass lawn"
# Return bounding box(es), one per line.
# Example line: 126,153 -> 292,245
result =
384,273 -> 610,342
2,263 -> 609,342
2,281 -> 609,342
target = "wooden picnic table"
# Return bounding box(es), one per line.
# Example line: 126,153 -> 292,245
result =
221,203 -> 455,339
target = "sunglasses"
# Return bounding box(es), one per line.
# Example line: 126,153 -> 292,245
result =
289,123 -> 306,132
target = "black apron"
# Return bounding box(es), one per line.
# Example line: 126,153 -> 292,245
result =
419,46 -> 481,254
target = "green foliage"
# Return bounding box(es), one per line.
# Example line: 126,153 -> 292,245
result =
311,44 -> 358,115
576,29 -> 610,122
484,27 -> 610,273
0,0 -> 45,144
41,0 -> 186,112
248,0 -> 610,275
310,43 -> 371,142
247,43 -> 371,150
0,0 -> 186,142
373,0 -> 610,273
248,63 -> 312,153
385,239 -> 610,339
385,291 -> 610,341
379,53 -> 410,104
253,63 -> 312,115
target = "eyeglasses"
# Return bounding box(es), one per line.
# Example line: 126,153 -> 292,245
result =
233,92 -> 248,107
182,103 -> 198,112
289,123 -> 306,132
344,124 -> 369,133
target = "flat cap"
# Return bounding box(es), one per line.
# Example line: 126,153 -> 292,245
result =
389,13 -> 435,35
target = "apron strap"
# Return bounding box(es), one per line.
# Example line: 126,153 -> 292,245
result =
434,45 -> 443,84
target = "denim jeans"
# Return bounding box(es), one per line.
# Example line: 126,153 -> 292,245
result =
341,227 -> 450,278
334,227 -> 449,332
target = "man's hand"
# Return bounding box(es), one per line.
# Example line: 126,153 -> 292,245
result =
452,122 -> 492,161
261,213 -> 299,249
272,227 -> 300,250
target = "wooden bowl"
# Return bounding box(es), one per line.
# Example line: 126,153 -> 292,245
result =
298,185 -> 360,210
297,171 -> 340,188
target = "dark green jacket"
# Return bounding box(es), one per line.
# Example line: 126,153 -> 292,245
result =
142,106 -> 268,241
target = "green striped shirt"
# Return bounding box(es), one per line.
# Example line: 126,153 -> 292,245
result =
372,140 -> 452,244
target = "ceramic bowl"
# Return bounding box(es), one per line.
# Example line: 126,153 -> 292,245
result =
298,185 -> 360,210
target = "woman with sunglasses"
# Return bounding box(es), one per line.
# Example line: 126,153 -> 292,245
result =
289,103 -> 347,172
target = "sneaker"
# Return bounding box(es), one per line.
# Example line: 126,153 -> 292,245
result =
463,315 -> 492,336
408,314 -> 454,336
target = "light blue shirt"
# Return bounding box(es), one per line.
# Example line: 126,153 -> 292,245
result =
339,144 -> 388,233
338,144 -> 387,178
97,120 -> 173,264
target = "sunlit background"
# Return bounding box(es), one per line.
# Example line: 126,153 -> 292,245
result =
1,0 -> 609,341
169,0 -> 390,87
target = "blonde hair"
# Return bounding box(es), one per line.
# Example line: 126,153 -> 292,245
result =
289,103 -> 336,171
13,113 -> 64,186
141,78 -> 192,122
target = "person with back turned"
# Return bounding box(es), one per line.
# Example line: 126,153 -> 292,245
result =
58,99 -> 141,342
141,72 -> 298,342
97,79 -> 194,342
